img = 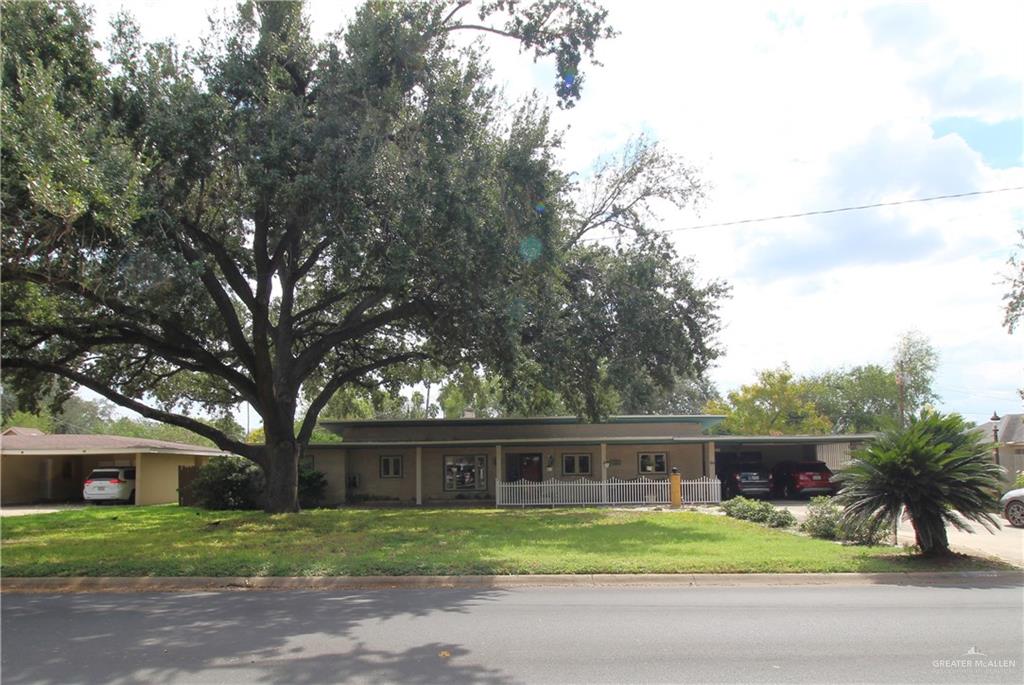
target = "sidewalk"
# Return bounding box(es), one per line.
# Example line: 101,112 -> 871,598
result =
3,571 -> 1022,593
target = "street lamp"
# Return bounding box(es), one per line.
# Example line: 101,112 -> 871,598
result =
990,411 -> 1001,464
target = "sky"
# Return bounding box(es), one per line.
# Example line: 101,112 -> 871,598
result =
85,0 -> 1024,426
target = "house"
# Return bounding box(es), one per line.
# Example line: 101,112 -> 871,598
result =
0,428 -> 224,506
974,413 -> 1024,478
305,415 -> 871,506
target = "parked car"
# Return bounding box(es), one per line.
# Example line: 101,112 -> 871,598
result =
1000,488 -> 1024,528
83,468 -> 136,504
721,464 -> 772,499
771,461 -> 836,498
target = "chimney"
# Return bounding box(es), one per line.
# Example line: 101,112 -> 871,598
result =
462,408 -> 476,419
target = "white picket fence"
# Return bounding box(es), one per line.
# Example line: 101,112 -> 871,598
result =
496,476 -> 721,507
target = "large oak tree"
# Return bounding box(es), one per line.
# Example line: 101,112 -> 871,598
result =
2,0 -> 726,511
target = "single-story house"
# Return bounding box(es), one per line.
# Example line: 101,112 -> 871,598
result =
306,415 -> 872,506
0,428 -> 224,506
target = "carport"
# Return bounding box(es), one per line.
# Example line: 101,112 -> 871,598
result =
0,429 -> 225,506
712,434 -> 874,477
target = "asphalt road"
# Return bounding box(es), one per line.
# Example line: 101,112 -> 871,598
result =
3,584 -> 1022,684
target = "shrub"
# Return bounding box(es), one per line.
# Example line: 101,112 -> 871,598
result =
838,516 -> 889,546
298,464 -> 328,508
802,495 -> 889,544
1014,471 -> 1024,490
189,457 -> 328,510
801,496 -> 842,540
188,456 -> 264,510
765,508 -> 797,528
721,496 -> 793,526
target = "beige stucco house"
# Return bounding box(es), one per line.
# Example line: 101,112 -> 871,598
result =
0,428 -> 224,506
305,415 -> 870,506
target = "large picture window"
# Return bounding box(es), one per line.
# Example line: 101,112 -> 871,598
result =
562,453 -> 592,476
638,452 -> 667,474
380,455 -> 403,479
444,455 -> 487,491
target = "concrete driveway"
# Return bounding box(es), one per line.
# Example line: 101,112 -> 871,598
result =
775,500 -> 1024,567
0,503 -> 87,517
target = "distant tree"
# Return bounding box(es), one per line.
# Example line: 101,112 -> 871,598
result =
2,409 -> 55,433
836,411 -> 1003,557
618,374 -> 719,415
805,365 -> 899,434
892,331 -> 939,424
705,366 -> 832,435
1003,228 -> 1024,334
438,366 -> 504,418
52,395 -> 114,434
1003,229 -> 1024,401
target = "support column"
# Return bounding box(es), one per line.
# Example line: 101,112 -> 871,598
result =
415,446 -> 422,506
600,443 -> 608,504
495,444 -> 503,507
134,452 -> 143,506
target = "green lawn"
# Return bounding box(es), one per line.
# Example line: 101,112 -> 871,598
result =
0,506 -> 1007,577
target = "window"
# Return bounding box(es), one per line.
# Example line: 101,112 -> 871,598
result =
380,455 -> 403,479
562,453 -> 592,476
444,455 -> 487,491
638,452 -> 667,474
123,469 -> 136,481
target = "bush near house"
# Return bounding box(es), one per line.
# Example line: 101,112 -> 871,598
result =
188,456 -> 327,510
721,496 -> 797,528
802,496 -> 889,545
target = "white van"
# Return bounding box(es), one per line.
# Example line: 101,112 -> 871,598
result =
83,467 -> 136,504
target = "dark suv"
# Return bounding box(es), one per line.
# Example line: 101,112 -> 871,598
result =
721,464 -> 772,499
771,461 -> 836,498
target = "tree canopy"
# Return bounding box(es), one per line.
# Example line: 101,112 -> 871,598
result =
709,333 -> 939,435
1,0 -> 726,511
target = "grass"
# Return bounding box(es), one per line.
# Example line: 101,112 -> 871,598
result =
0,505 -> 1009,577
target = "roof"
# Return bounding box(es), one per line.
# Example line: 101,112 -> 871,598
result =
320,414 -> 726,429
975,414 -> 1024,445
309,433 -> 873,449
1,426 -> 46,436
0,433 -> 226,456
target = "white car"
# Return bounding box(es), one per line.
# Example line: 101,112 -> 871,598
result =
999,488 -> 1024,528
83,468 -> 136,504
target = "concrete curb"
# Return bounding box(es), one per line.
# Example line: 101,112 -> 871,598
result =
3,571 -> 1022,593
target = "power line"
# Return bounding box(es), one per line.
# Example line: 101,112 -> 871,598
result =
585,185 -> 1024,241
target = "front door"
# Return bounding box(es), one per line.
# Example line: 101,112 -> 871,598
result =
506,453 -> 543,482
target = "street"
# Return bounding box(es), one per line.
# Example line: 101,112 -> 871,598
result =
2,584 -> 1022,684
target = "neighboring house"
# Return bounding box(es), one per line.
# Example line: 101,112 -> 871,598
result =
305,415 -> 871,506
0,428 -> 224,506
974,413 -> 1024,478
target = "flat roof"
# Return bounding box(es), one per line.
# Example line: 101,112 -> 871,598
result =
320,414 -> 726,429
309,434 -> 872,449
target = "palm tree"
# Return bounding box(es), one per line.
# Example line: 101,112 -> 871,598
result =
835,411 -> 1004,556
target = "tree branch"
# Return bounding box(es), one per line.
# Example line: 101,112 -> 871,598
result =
297,351 -> 427,445
3,357 -> 261,461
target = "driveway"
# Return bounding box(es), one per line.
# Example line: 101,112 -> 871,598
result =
775,500 -> 1024,567
0,503 -> 87,517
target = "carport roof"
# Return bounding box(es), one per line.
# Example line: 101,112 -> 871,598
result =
0,433 -> 227,456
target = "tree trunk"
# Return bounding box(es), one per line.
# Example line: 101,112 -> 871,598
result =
263,439 -> 300,513
911,514 -> 951,556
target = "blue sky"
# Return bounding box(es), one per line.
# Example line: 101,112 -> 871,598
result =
87,0 -> 1024,426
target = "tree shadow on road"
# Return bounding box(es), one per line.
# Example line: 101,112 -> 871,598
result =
1,589 -> 515,685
